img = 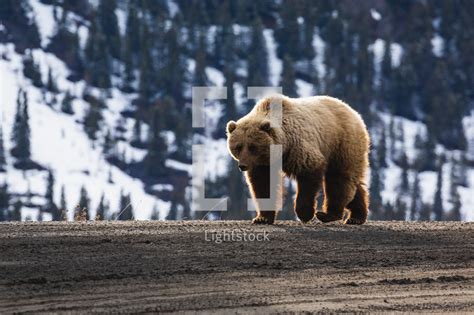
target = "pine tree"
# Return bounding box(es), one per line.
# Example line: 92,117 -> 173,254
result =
380,39 -> 393,108
161,21 -> 186,103
275,0 -> 301,60
117,190 -> 133,220
394,199 -> 407,221
448,186 -> 462,221
166,195 -> 178,220
247,16 -> 269,87
280,55 -> 297,97
46,67 -> 58,93
448,157 -> 462,221
0,183 -> 9,221
221,161 -> 250,220
409,172 -> 422,221
281,180 -> 296,220
84,12 -> 112,88
76,186 -> 90,220
138,23 -> 154,103
131,119 -> 143,147
83,98 -> 104,141
96,194 -> 108,220
369,153 -> 384,220
60,185 -> 67,220
0,125 -> 6,172
61,90 -> 74,115
399,151 -> 409,194
11,200 -> 22,221
37,209 -> 43,222
97,0 -> 121,59
11,89 -> 31,165
150,203 -> 159,220
433,156 -> 444,221
377,128 -> 388,168
143,106 -> 168,177
193,30 -> 208,86
22,51 -> 42,87
45,170 -> 60,220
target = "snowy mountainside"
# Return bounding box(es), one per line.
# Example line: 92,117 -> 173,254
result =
0,0 -> 473,221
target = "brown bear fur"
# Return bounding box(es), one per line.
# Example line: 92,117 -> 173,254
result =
226,94 -> 370,225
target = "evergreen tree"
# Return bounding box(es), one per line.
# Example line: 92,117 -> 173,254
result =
448,186 -> 462,221
96,194 -> 108,220
399,151 -> 410,194
76,186 -> 90,220
221,161 -> 250,220
377,128 -> 388,168
281,180 -> 296,220
117,190 -> 133,220
61,90 -> 74,115
83,98 -> 104,141
60,185 -> 67,220
11,89 -> 31,165
37,209 -> 43,222
448,156 -> 462,221
380,39 -> 393,108
166,194 -> 178,220
433,156 -> 445,221
0,126 -> 6,172
275,0 -> 301,60
45,170 -> 60,220
247,16 -> 269,87
46,67 -> 58,93
84,12 -> 112,88
22,51 -> 42,87
0,183 -> 9,221
369,153 -> 384,220
11,200 -> 22,221
193,30 -> 208,86
143,106 -> 168,177
97,0 -> 121,59
131,119 -> 143,147
409,172 -> 422,221
394,199 -> 407,221
138,23 -> 154,103
156,20 -> 187,104
280,55 -> 297,97
150,203 -> 159,220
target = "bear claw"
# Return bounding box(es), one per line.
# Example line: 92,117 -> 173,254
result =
345,217 -> 366,225
315,211 -> 343,223
252,216 -> 274,225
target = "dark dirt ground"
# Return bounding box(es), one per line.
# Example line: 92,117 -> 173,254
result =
0,221 -> 473,314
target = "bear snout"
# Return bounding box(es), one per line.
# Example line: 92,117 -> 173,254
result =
238,164 -> 248,172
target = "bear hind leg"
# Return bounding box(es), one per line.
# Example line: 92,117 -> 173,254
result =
316,175 -> 356,223
345,183 -> 369,225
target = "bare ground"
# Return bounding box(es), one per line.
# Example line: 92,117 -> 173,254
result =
0,221 -> 473,314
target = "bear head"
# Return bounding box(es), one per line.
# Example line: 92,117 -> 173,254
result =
226,118 -> 276,172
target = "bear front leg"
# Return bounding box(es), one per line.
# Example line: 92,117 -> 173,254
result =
295,174 -> 323,223
245,166 -> 283,225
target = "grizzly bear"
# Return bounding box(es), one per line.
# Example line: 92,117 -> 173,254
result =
226,95 -> 370,225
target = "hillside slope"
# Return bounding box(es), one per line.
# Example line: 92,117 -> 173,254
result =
0,221 -> 472,313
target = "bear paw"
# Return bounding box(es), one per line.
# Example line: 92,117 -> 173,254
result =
345,217 -> 366,225
315,211 -> 343,223
252,216 -> 274,225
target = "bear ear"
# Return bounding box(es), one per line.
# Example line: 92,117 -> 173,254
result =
226,120 -> 237,134
260,120 -> 272,133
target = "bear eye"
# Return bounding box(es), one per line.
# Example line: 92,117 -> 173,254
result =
234,144 -> 242,153
248,144 -> 257,153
